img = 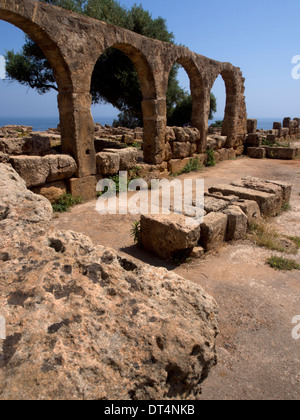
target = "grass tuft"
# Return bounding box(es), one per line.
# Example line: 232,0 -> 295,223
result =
248,219 -> 298,255
267,255 -> 300,271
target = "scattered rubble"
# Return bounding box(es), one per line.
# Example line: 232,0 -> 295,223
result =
0,163 -> 218,400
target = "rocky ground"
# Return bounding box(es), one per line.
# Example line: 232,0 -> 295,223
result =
0,164 -> 218,400
53,156 -> 300,400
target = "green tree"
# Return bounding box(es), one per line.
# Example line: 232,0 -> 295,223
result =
168,92 -> 217,126
5,0 -> 217,127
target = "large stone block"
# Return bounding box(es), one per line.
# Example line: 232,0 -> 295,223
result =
266,147 -> 296,160
203,196 -> 229,213
247,147 -> 266,159
232,199 -> 261,225
104,148 -> 138,170
172,142 -> 191,159
10,156 -> 50,188
47,155 -> 78,182
167,158 -> 191,174
200,212 -> 228,251
173,127 -> 188,142
223,205 -> 248,241
32,181 -> 67,203
140,213 -> 201,259
0,135 -> 52,156
246,134 -> 262,147
208,184 -> 281,216
68,175 -> 97,201
247,119 -> 257,134
96,152 -> 120,175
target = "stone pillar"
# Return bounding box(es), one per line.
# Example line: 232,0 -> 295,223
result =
192,91 -> 210,154
57,92 -> 96,178
142,98 -> 166,165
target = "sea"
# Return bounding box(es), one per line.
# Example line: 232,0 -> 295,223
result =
0,116 -> 283,132
0,116 -> 116,132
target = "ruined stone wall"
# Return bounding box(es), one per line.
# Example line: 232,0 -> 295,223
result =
0,0 -> 248,199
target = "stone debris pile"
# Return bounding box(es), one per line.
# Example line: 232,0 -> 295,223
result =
140,177 -> 292,260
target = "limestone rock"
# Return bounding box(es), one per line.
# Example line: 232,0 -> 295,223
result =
172,142 -> 191,159
0,135 -> 52,156
103,148 -> 138,170
209,183 -> 281,216
223,205 -> 248,241
247,147 -> 266,159
0,164 -> 218,400
10,156 -> 50,188
140,214 -> 201,259
32,181 -> 67,204
200,212 -> 228,251
232,199 -> 261,225
47,155 -> 77,183
96,152 -> 120,175
10,155 -> 77,187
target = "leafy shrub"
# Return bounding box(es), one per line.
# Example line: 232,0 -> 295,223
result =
177,157 -> 203,175
206,149 -> 216,167
131,221 -> 142,248
52,193 -> 83,213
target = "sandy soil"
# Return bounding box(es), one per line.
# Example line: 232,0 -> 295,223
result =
52,156 -> 300,400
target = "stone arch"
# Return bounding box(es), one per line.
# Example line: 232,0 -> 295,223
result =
165,55 -> 206,152
0,6 -> 97,178
90,42 -> 163,164
0,8 -> 72,91
210,67 -> 240,147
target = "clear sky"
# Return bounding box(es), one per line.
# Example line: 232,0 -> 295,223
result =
0,0 -> 300,121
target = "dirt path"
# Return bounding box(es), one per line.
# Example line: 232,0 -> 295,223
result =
52,156 -> 300,400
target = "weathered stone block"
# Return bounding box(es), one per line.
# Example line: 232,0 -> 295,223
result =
232,199 -> 261,225
104,148 -> 138,170
0,135 -> 53,156
283,117 -> 291,128
164,141 -> 173,161
246,134 -> 262,147
32,181 -> 67,203
207,137 -> 217,150
223,205 -> 248,241
213,135 -> 227,150
47,155 -> 77,182
167,158 -> 191,174
172,142 -> 191,159
273,122 -> 282,130
140,213 -> 201,259
266,147 -> 296,160
200,212 -> 228,251
247,119 -> 257,134
247,147 -> 266,159
203,196 -> 229,213
173,127 -> 188,142
208,184 -> 281,216
10,156 -> 50,188
68,175 -> 97,201
96,152 -> 120,175
218,148 -> 230,161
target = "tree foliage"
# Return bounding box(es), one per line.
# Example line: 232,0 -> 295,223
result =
5,0 -> 217,127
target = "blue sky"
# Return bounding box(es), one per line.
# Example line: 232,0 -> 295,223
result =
0,0 -> 300,121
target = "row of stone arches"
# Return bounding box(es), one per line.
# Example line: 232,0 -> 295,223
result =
0,0 -> 247,184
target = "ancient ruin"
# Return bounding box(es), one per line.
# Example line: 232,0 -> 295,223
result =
0,0 -> 247,199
